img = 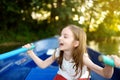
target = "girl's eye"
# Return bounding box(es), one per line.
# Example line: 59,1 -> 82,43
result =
64,36 -> 68,38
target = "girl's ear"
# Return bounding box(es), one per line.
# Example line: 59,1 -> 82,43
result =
74,40 -> 79,47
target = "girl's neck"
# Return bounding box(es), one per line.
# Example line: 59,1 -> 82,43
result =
63,50 -> 72,61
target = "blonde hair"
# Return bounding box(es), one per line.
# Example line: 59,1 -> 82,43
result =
57,24 -> 88,78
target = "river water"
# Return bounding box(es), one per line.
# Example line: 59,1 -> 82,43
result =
88,40 -> 120,56
0,39 -> 120,57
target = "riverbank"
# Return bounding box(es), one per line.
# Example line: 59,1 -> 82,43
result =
0,42 -> 25,54
1,37 -> 120,56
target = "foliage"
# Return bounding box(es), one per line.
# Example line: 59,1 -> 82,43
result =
0,0 -> 120,43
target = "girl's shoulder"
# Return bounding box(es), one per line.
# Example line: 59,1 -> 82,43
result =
83,53 -> 90,63
83,53 -> 89,57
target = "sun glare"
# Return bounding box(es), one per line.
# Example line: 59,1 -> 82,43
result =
117,25 -> 120,31
73,15 -> 79,21
31,11 -> 50,21
78,16 -> 85,24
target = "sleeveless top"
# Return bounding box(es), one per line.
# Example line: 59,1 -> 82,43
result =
55,48 -> 89,80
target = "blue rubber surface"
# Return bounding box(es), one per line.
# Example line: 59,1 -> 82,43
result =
25,66 -> 58,80
0,37 -> 120,80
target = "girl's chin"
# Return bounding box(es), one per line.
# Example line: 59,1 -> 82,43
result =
59,47 -> 64,50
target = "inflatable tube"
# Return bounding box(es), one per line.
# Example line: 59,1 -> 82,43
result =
98,55 -> 115,67
0,45 -> 35,60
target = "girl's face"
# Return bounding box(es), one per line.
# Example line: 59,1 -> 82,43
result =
59,27 -> 78,51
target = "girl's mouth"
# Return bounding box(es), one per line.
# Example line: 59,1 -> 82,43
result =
59,43 -> 64,46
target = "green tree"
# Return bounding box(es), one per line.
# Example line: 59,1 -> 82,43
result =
0,0 -> 120,42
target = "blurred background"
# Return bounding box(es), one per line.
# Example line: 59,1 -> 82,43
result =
0,0 -> 120,56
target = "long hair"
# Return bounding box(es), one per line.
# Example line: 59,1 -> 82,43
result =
57,25 -> 88,78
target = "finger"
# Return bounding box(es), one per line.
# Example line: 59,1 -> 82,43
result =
23,43 -> 31,48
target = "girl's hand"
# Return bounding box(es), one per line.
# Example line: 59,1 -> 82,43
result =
23,43 -> 33,54
111,55 -> 120,67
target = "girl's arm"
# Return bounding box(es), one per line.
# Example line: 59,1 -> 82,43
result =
83,53 -> 114,79
24,44 -> 57,69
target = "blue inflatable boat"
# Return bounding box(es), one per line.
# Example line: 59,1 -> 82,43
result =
0,37 -> 120,80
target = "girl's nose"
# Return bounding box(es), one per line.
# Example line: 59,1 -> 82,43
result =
58,36 -> 62,40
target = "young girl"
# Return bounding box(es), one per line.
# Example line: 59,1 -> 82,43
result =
24,25 -> 113,80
